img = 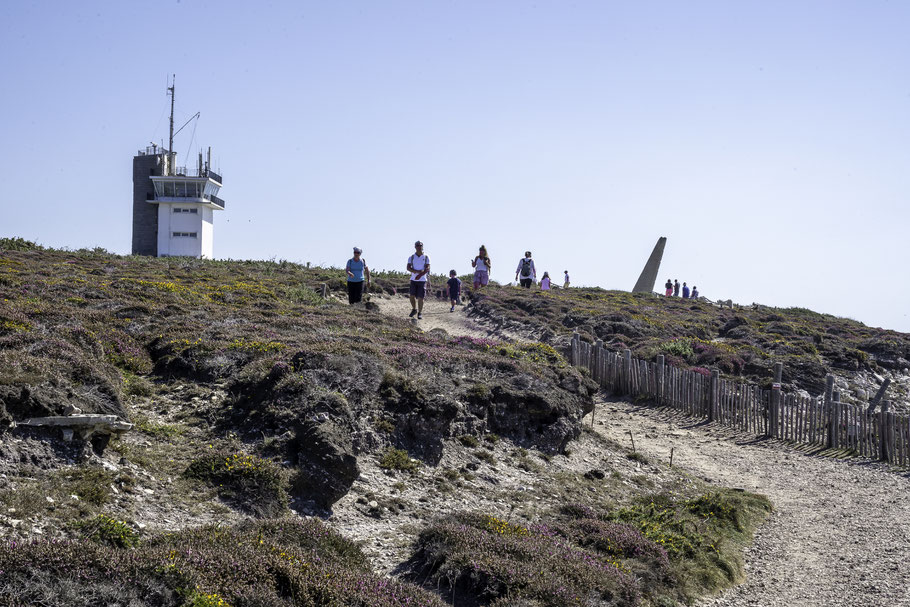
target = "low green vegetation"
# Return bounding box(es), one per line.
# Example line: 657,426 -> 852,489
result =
414,488 -> 772,606
184,451 -> 288,517
469,285 -> 910,396
0,519 -> 446,607
378,447 -> 419,473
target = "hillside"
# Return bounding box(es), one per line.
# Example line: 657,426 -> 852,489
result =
464,286 -> 910,410
1,242 -> 777,607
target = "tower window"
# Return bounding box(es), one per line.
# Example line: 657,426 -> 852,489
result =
173,208 -> 198,213
172,232 -> 198,238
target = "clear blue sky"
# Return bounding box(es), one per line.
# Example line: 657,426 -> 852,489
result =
2,1 -> 909,332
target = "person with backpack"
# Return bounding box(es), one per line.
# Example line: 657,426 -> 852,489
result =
344,247 -> 371,304
682,282 -> 690,299
407,240 -> 430,319
514,251 -> 536,288
673,279 -> 680,297
447,270 -> 462,312
471,245 -> 491,291
665,279 -> 673,297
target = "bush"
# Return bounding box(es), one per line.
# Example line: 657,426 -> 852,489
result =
75,514 -> 141,548
0,519 -> 446,607
378,448 -> 419,473
415,512 -> 641,606
458,435 -> 480,448
185,451 -> 287,517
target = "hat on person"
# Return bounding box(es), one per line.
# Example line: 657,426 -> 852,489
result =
414,240 -> 423,247
353,247 -> 362,254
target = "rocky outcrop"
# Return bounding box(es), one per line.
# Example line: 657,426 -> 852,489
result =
290,418 -> 360,509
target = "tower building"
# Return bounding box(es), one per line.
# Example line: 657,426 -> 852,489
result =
131,78 -> 224,258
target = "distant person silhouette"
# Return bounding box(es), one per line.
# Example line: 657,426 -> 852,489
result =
673,279 -> 680,297
344,247 -> 370,304
541,272 -> 552,290
682,282 -> 690,299
563,270 -> 570,289
447,270 -> 462,312
665,279 -> 673,297
691,286 -> 699,298
471,245 -> 491,291
407,240 -> 430,319
515,251 -> 536,288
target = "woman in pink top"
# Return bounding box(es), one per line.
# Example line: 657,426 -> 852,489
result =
540,272 -> 551,290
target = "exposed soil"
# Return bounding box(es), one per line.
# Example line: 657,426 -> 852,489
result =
372,293 -> 524,341
378,295 -> 910,607
594,401 -> 910,607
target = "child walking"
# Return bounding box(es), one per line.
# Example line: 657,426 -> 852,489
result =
540,272 -> 552,291
447,270 -> 462,312
471,245 -> 491,291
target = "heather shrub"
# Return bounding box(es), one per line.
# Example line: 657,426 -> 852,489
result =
378,448 -> 419,473
0,237 -> 43,251
185,451 -> 288,517
75,513 -> 141,548
415,512 -> 641,606
0,519 -> 446,607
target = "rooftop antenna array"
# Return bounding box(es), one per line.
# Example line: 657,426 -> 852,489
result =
165,74 -> 201,176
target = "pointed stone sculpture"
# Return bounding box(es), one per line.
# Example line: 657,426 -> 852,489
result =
632,237 -> 667,293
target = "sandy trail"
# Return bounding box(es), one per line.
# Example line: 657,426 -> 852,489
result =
373,294 -> 523,341
594,402 -> 910,607
376,297 -> 910,606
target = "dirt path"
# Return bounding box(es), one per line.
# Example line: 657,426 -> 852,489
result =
376,299 -> 910,606
594,401 -> 910,607
372,294 -> 523,341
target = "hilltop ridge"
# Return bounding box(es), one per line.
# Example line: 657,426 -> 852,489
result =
8,239 -> 883,606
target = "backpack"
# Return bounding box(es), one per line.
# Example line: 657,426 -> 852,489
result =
521,258 -> 532,277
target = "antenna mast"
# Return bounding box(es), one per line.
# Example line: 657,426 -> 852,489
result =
167,74 -> 175,176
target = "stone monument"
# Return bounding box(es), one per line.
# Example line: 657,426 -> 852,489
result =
632,237 -> 667,293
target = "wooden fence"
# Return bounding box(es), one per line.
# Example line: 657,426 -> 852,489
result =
571,335 -> 909,466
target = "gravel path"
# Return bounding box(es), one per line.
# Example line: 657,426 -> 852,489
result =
373,294 -> 523,341
595,401 -> 910,607
373,299 -> 910,606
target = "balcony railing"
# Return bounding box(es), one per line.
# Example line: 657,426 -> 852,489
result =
210,195 -> 225,209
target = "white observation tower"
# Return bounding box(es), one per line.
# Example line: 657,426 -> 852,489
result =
131,76 -> 224,258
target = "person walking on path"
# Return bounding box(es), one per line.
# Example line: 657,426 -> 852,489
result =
540,272 -> 552,291
407,241 -> 430,319
345,247 -> 371,304
447,270 -> 462,312
515,251 -> 536,288
682,282 -> 690,299
691,286 -> 699,299
665,279 -> 673,297
471,245 -> 491,291
563,270 -> 570,289
673,279 -> 680,297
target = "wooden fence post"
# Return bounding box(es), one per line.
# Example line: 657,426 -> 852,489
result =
571,332 -> 579,366
832,391 -> 842,449
708,369 -> 719,422
593,340 -> 603,385
824,374 -> 835,448
769,362 -> 783,438
320,283 -> 328,298
880,400 -> 892,462
867,378 -> 891,415
623,349 -> 632,396
656,355 -> 665,406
